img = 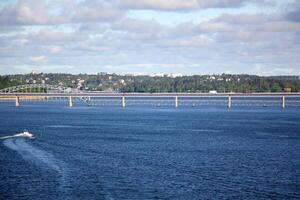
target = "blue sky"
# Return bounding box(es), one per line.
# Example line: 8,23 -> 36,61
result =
0,0 -> 299,75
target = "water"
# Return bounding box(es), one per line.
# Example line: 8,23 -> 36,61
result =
0,102 -> 300,199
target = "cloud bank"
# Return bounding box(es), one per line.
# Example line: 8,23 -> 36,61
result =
0,0 -> 299,75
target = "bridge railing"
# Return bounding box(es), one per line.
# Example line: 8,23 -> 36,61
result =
1,93 -> 300,108
1,84 -> 300,108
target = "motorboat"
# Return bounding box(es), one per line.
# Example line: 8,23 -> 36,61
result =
15,129 -> 35,139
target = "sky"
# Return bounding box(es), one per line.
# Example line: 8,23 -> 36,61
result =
0,0 -> 299,75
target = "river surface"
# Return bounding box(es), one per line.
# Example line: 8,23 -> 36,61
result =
0,102 -> 299,199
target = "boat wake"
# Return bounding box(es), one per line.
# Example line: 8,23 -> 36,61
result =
2,136 -> 71,197
1,130 -> 34,140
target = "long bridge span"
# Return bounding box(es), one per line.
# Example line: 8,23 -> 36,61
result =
1,84 -> 300,108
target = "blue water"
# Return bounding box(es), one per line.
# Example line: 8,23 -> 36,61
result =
0,102 -> 300,199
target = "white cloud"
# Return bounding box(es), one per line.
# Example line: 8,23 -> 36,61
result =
30,55 -> 47,63
118,0 -> 270,11
48,46 -> 64,54
0,0 -> 49,25
0,0 -> 125,26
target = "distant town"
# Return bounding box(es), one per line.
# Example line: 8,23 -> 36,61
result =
0,71 -> 300,93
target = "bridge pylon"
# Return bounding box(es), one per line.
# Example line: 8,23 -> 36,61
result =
69,96 -> 73,108
282,96 -> 285,109
15,96 -> 20,107
122,96 -> 126,108
228,96 -> 232,108
175,96 -> 178,108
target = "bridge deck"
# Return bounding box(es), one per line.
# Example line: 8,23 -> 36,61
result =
1,92 -> 300,97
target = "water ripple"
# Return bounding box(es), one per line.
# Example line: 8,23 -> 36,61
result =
3,137 -> 71,198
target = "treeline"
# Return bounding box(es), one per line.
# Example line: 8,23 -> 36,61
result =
0,73 -> 300,93
0,76 -> 20,90
119,75 -> 300,93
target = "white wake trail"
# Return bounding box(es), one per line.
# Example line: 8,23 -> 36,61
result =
3,138 -> 62,172
1,135 -> 23,140
2,137 -> 71,196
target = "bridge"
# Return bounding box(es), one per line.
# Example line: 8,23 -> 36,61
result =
1,84 -> 300,108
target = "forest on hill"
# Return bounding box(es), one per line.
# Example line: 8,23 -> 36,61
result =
1,73 -> 300,93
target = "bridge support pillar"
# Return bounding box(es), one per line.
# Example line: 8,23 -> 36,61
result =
228,96 -> 232,108
282,96 -> 285,109
69,96 -> 73,108
122,96 -> 126,108
175,96 -> 178,108
15,96 -> 20,107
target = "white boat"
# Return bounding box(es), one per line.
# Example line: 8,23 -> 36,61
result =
15,130 -> 35,139
0,130 -> 35,140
